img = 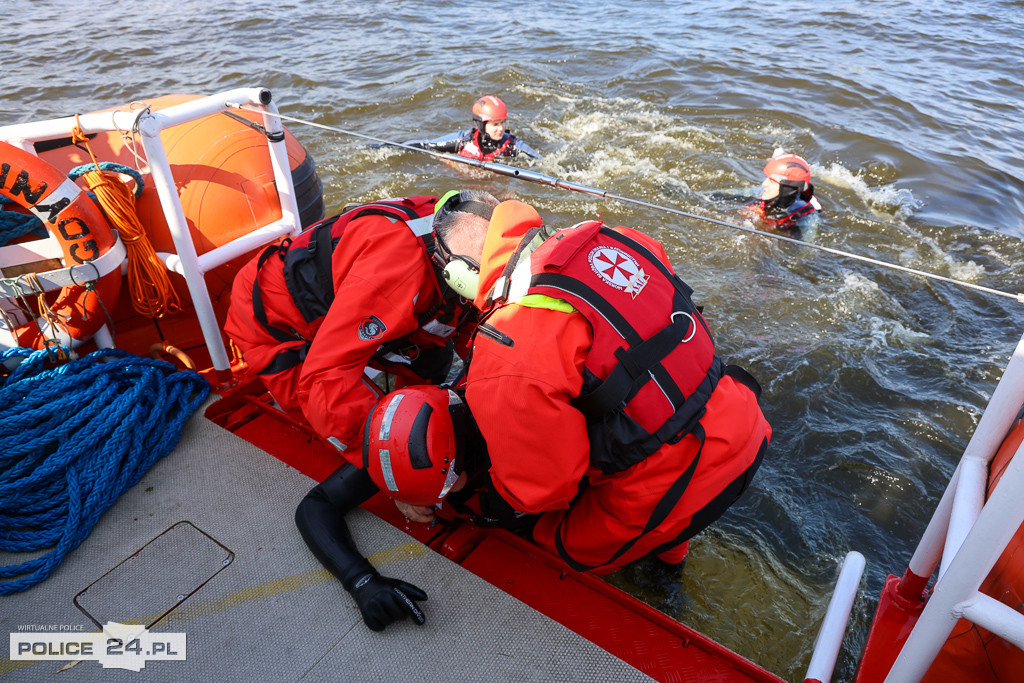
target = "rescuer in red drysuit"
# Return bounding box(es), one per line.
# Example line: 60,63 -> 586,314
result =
403,95 -> 540,161
224,191 -> 497,460
444,200 -> 772,574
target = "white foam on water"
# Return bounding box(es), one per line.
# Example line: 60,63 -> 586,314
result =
829,272 -> 886,311
514,82 -> 580,105
644,130 -> 702,153
576,147 -> 665,183
864,316 -> 932,352
530,91 -> 713,150
946,256 -> 986,281
898,237 -> 987,282
817,161 -> 921,218
554,110 -> 618,141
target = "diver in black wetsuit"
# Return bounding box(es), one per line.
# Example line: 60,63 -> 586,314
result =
294,385 -> 523,632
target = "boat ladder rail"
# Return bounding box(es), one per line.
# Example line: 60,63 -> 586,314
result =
878,330 -> 1024,681
805,331 -> 1024,683
0,87 -> 303,382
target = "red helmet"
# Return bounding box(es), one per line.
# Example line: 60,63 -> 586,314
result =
472,95 -> 508,123
363,386 -> 467,506
763,153 -> 812,191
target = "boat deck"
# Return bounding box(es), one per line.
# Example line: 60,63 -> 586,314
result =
1,406 -> 656,681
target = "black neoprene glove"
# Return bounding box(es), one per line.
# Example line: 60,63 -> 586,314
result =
348,570 -> 428,632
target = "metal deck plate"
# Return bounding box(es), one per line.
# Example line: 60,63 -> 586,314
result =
74,521 -> 233,629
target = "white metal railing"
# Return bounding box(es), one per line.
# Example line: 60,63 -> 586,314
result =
804,551 -> 866,683
803,331 -> 1024,682
882,330 -> 1024,681
0,87 -> 303,375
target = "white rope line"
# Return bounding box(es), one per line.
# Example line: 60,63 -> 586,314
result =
231,104 -> 1024,305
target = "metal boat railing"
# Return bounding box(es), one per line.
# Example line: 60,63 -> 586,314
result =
804,551 -> 866,683
805,332 -> 1024,682
881,330 -> 1024,681
0,87 -> 302,381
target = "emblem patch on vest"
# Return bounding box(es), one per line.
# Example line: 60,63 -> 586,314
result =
358,315 -> 387,341
588,246 -> 649,298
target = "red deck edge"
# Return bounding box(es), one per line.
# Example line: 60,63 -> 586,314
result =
853,574 -> 927,683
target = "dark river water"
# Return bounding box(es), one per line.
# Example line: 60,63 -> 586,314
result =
5,2 -> 1024,680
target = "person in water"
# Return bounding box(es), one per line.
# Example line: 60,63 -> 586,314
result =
403,95 -> 540,161
749,151 -> 822,231
224,190 -> 498,454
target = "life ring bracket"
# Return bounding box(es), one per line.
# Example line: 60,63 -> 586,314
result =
0,232 -> 125,299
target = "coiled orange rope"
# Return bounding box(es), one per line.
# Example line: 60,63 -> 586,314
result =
71,117 -> 180,319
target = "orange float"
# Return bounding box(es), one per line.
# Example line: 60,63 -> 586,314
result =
35,95 -> 324,307
0,140 -> 123,349
27,95 -> 323,358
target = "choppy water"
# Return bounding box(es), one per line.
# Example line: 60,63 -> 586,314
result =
5,1 -> 1024,680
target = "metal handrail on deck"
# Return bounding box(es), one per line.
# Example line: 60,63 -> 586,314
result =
0,87 -> 303,379
883,331 -> 1024,681
804,551 -> 866,683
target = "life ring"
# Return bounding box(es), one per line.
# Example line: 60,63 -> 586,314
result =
0,141 -> 124,350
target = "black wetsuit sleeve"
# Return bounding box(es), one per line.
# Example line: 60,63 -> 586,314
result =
475,471 -> 539,533
404,136 -> 464,154
430,137 -> 464,153
294,463 -> 381,591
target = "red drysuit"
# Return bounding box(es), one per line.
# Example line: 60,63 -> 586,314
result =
225,196 -> 473,462
465,201 -> 771,572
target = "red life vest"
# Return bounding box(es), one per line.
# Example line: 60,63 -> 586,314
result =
251,196 -> 469,379
510,221 -> 732,474
458,129 -> 514,161
755,194 -> 820,230
479,220 -> 765,571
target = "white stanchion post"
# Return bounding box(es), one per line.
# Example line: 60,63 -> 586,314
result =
260,99 -> 301,237
136,111 -> 232,374
885,439 -> 1024,682
903,466 -> 958,588
804,552 -> 866,683
942,332 -> 1024,578
92,325 -> 114,350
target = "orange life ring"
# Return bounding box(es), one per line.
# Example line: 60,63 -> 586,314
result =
0,141 -> 123,349
922,414 -> 1024,682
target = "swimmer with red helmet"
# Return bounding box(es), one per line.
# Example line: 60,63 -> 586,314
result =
403,95 -> 540,161
751,151 -> 822,231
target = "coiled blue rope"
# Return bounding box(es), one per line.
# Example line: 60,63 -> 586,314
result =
0,346 -> 210,594
67,162 -> 145,198
0,196 -> 46,244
